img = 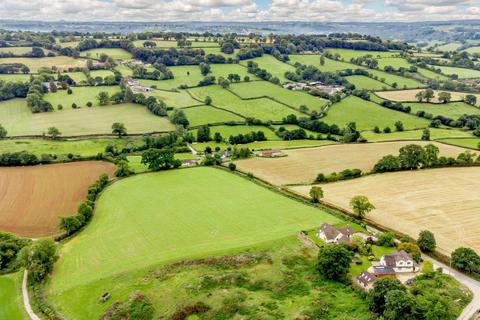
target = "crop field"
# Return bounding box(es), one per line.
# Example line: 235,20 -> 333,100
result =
0,161 -> 114,237
0,99 -> 175,136
149,88 -> 201,108
0,272 -> 25,320
325,48 -> 397,60
362,128 -> 473,142
367,69 -> 425,88
377,57 -> 412,70
0,56 -> 86,72
345,75 -> 391,90
291,167 -> 480,255
288,54 -> 363,72
0,137 -> 143,157
405,102 -> 480,119
322,96 -> 430,131
440,138 -> 480,149
242,55 -> 295,82
79,48 -> 133,60
190,125 -> 278,140
229,81 -> 329,113
375,89 -> 480,104
0,74 -> 30,82
234,141 -> 468,185
430,65 -> 480,79
44,86 -> 121,107
188,85 -> 303,121
181,105 -> 244,126
47,167 -> 339,318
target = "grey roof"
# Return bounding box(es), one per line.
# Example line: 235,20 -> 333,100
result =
383,250 -> 414,267
373,266 -> 396,275
319,223 -> 353,241
357,271 -> 376,285
337,225 -> 354,236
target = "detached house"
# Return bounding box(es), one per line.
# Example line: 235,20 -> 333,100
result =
373,250 -> 419,277
316,223 -> 353,245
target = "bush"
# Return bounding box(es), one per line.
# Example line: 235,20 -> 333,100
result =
67,88 -> 72,94
228,163 -> 236,171
377,232 -> 395,247
86,101 -> 93,107
317,244 -> 352,282
451,247 -> 480,274
417,230 -> 436,252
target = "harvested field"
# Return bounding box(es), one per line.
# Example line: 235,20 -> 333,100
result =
0,56 -> 86,72
0,161 -> 114,237
376,89 -> 480,104
290,167 -> 480,255
234,141 -> 471,185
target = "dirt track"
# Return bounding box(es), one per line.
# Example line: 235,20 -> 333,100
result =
0,161 -> 114,237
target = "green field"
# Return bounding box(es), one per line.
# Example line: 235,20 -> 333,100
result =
0,99 -> 174,136
47,167 -> 339,318
367,69 -> 425,88
80,48 -> 132,60
0,56 -> 85,72
149,89 -> 201,108
229,81 -> 329,113
192,139 -> 336,151
405,101 -> 480,119
377,57 -> 412,70
126,153 -> 198,173
44,86 -> 120,108
113,64 -> 133,77
463,46 -> 480,54
345,75 -> 391,90
202,47 -> 237,58
417,67 -> 449,80
325,48 -> 397,60
58,41 -> 80,48
323,96 -> 430,131
190,125 -> 278,140
0,74 -> 30,82
439,138 -> 480,149
429,65 -> 480,79
0,46 -> 37,55
0,272 -> 26,320
89,70 -> 114,78
61,72 -> 88,83
362,128 -> 473,142
436,42 -> 462,52
189,85 -> 303,121
132,40 -> 177,48
182,105 -> 245,126
288,55 -> 362,72
242,55 -> 295,82
0,137 -> 143,157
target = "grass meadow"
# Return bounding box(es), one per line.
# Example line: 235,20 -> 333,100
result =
61,72 -> 88,83
0,99 -> 174,136
0,272 -> 25,320
440,138 -> 480,149
149,89 -> 201,108
377,57 -> 412,70
323,96 -> 430,130
181,105 -> 245,126
79,48 -> 133,60
113,64 -> 133,77
367,69 -> 425,88
325,48 -> 398,60
362,128 -> 473,142
0,56 -> 85,72
405,101 -> 480,119
44,86 -> 121,107
0,46 -> 38,55
288,55 -> 363,72
190,125 -> 278,140
0,74 -> 30,82
188,85 -> 303,121
241,55 -> 295,82
345,75 -> 392,90
429,65 -> 480,79
47,167 -> 339,318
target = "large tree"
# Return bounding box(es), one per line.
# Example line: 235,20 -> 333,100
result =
451,247 -> 480,274
18,239 -> 57,282
309,186 -> 324,203
367,277 -> 406,314
417,230 -> 436,252
350,195 -> 375,219
141,148 -> 181,171
47,127 -> 61,140
383,290 -> 422,320
397,242 -> 421,262
111,122 -> 127,138
0,123 -> 7,139
317,244 -> 352,282
398,144 -> 425,169
96,91 -> 110,106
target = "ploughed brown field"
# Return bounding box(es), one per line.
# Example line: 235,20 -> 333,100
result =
234,141 -> 471,185
0,161 -> 114,237
290,167 -> 480,255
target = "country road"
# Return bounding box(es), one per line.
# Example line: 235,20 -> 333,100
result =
421,254 -> 480,320
22,270 -> 41,320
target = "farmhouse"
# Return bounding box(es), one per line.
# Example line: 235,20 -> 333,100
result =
372,250 -> 419,277
259,149 -> 284,158
356,271 -> 376,291
181,159 -> 198,167
316,223 -> 353,244
124,77 -> 151,93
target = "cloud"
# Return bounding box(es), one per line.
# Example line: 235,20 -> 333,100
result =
0,0 -> 480,22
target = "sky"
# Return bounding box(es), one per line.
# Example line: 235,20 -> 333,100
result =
1,0 -> 480,23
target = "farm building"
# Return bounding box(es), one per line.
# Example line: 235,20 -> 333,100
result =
181,159 -> 199,167
356,271 -> 376,291
259,149 -> 284,158
316,223 -> 353,245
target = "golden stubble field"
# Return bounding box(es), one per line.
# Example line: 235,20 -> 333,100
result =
234,141 -> 471,185
375,89 -> 480,104
290,167 -> 480,255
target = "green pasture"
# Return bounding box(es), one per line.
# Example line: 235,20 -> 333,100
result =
0,56 -> 85,73
0,99 -> 174,136
428,65 -> 480,79
463,46 -> 480,54
362,128 -> 473,142
229,81 -> 329,113
79,48 -> 132,60
367,69 -> 425,88
345,75 -> 391,90
89,70 -> 114,78
416,68 -> 449,80
0,272 -> 26,320
149,89 -> 201,108
182,105 -> 244,127
288,54 -> 362,72
242,55 -> 295,82
0,137 -> 143,157
47,167 -> 339,318
323,96 -> 430,131
0,74 -> 30,82
58,41 -> 80,48
44,86 -> 120,108
0,46 -> 37,55
192,139 -> 336,151
439,138 -> 480,149
132,40 -> 177,48
190,125 -> 278,140
188,85 -> 303,121
113,64 -> 133,77
377,57 -> 412,70
202,47 -> 237,58
61,72 -> 88,83
271,124 -> 333,138
405,101 -> 480,119
325,48 -> 397,60
436,42 -> 462,52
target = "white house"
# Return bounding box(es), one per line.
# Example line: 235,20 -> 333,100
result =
316,223 -> 353,245
378,250 -> 419,274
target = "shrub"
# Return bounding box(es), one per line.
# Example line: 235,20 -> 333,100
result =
72,103 -> 77,109
57,104 -> 63,110
228,163 -> 236,171
86,101 -> 93,107
383,126 -> 391,133
417,230 -> 436,252
377,232 -> 395,247
67,88 -> 72,94
317,244 -> 352,282
451,247 -> 480,274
